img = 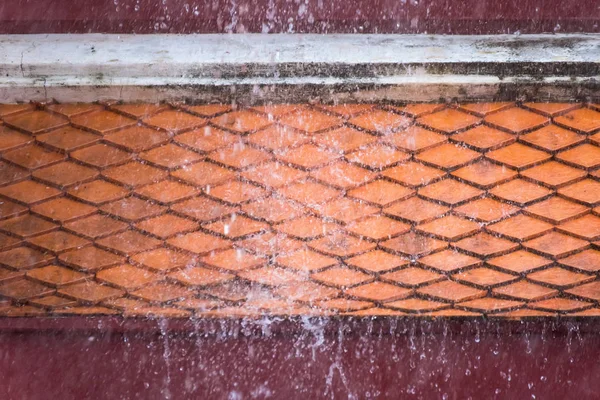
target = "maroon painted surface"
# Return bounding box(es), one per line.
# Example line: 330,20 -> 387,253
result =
1,322 -> 599,399
0,0 -> 598,34
2,315 -> 600,335
1,317 -> 600,398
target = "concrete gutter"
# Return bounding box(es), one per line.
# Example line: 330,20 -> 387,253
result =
0,34 -> 599,103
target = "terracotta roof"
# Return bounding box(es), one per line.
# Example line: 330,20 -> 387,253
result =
1,101 -> 600,319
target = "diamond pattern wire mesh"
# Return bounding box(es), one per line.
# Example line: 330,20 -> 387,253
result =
1,101 -> 600,318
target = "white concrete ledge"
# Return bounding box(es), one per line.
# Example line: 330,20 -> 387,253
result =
0,34 -> 599,102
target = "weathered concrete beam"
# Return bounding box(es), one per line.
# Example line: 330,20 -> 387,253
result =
0,34 -> 598,103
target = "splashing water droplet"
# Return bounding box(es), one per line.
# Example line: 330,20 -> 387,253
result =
235,248 -> 244,261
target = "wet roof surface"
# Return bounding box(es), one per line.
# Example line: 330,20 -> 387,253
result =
1,101 -> 600,319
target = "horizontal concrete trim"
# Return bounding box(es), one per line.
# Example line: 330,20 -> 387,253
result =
0,33 -> 599,102
4,80 -> 599,104
3,76 -> 599,104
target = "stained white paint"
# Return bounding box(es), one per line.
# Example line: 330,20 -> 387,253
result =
0,34 -> 598,102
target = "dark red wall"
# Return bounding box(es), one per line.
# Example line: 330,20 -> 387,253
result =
2,323 -> 600,399
0,0 -> 598,34
2,317 -> 600,399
